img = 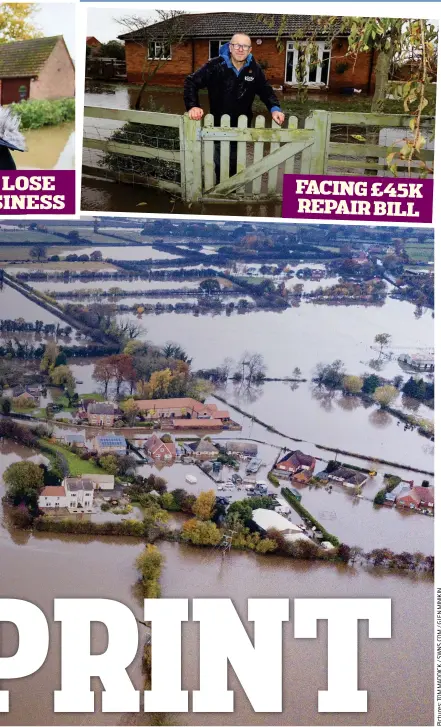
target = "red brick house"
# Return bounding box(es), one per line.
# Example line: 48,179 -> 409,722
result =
87,37 -> 102,49
87,402 -> 116,427
144,433 -> 176,461
396,485 -> 434,510
86,37 -> 102,58
119,12 -> 377,93
136,397 -> 230,423
275,450 -> 316,481
0,36 -> 74,105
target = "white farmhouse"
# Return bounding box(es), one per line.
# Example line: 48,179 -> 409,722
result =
64,478 -> 94,512
38,478 -> 95,513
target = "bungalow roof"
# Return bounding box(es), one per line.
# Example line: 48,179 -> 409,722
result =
118,13 -> 344,42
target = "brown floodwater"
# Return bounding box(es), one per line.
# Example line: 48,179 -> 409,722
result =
12,123 -> 75,170
0,516 -> 434,727
0,442 -> 434,725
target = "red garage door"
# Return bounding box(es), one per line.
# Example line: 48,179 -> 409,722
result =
1,78 -> 30,105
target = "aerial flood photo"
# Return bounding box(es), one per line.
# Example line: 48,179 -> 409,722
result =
0,216 -> 434,725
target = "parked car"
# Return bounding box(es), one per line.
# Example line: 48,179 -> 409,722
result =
231,473 -> 243,484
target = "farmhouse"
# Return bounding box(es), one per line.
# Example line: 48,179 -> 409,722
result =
38,478 -> 95,513
119,12 -> 378,93
87,402 -> 116,426
136,397 -> 233,430
0,36 -> 74,104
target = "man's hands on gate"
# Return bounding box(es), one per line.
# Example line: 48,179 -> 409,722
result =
188,107 -> 204,120
271,110 -> 285,126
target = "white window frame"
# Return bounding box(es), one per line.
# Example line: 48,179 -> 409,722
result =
285,41 -> 331,86
148,41 -> 172,61
208,39 -> 230,60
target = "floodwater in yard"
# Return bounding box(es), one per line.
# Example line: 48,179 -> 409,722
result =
0,440 -> 434,727
13,123 -> 75,170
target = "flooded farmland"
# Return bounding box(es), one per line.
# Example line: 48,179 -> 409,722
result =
0,220 -> 434,726
115,296 -> 432,380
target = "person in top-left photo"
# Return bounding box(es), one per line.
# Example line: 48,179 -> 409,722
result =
0,3 -> 75,171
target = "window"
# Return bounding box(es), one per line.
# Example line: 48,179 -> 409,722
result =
285,42 -> 331,85
209,40 -> 229,60
148,41 -> 171,60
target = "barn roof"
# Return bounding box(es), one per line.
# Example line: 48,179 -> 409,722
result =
0,36 -> 62,79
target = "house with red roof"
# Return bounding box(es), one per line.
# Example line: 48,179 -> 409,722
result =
274,450 -> 316,482
144,433 -> 176,462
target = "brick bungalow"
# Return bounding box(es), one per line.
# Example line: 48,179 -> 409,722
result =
0,36 -> 74,105
189,438 -> 219,460
118,12 -> 377,93
144,433 -> 176,461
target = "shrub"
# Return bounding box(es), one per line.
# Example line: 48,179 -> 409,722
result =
267,471 -> 280,486
10,98 -> 75,129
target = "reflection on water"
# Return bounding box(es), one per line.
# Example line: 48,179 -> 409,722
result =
12,123 -> 75,170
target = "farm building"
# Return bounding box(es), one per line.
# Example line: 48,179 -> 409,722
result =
0,36 -> 74,104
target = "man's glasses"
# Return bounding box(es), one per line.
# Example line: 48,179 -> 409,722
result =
230,43 -> 251,51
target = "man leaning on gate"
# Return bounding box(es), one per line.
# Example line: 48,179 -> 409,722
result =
183,33 -> 285,182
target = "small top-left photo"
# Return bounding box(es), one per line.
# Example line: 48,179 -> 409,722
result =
0,2 -> 75,171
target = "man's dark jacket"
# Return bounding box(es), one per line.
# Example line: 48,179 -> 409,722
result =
184,42 -> 280,126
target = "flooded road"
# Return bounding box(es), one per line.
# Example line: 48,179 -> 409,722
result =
13,123 -> 75,170
0,283 -> 73,328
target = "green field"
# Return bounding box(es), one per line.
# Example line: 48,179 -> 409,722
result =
42,440 -> 104,476
0,230 -> 63,243
404,244 -> 434,263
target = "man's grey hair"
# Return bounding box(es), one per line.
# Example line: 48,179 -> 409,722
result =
230,33 -> 252,44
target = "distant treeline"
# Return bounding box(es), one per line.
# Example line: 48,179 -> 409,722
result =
0,319 -> 72,335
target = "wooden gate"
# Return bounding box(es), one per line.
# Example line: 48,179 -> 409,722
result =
82,107 -> 434,204
181,112 -> 318,203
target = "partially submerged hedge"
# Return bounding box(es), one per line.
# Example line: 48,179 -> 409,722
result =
10,98 -> 75,129
281,487 -> 339,546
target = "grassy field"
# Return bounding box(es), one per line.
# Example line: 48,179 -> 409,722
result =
404,244 -> 434,263
0,230 -> 63,243
42,440 -> 104,476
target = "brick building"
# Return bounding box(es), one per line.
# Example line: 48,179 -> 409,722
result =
0,36 -> 74,105
119,12 -> 377,93
144,433 -> 176,461
87,402 -> 116,427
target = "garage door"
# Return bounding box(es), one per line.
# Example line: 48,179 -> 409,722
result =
1,78 -> 30,105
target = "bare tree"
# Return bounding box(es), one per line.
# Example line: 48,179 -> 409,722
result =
247,353 -> 266,383
118,10 -> 188,109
